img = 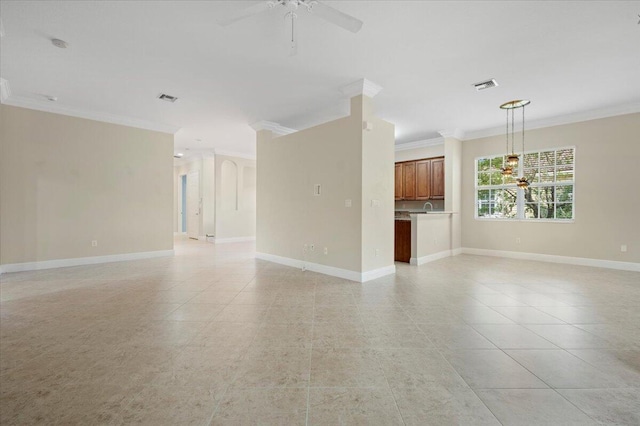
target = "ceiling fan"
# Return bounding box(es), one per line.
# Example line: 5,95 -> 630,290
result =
218,0 -> 363,55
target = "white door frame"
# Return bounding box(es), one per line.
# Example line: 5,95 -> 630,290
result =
186,171 -> 200,239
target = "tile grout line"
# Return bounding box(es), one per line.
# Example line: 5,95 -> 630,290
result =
305,286 -> 316,426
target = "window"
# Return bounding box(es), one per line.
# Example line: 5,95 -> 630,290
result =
475,147 -> 575,221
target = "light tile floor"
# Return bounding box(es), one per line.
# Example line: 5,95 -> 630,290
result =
1,237 -> 639,425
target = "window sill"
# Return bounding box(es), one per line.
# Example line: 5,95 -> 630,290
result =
475,217 -> 575,223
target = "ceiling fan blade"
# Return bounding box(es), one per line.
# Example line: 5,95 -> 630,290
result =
308,1 -> 363,33
217,1 -> 277,27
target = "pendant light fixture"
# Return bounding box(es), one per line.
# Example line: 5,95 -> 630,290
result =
500,108 -> 514,176
499,99 -> 530,187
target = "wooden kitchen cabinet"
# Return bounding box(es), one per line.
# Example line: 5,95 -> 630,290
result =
394,163 -> 403,200
394,220 -> 411,263
402,162 -> 416,200
415,160 -> 431,200
430,157 -> 445,199
394,156 -> 444,201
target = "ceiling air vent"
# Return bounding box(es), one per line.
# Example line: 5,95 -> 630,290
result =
473,79 -> 498,91
158,93 -> 178,102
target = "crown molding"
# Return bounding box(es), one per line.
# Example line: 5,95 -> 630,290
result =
438,128 -> 465,140
340,78 -> 383,99
249,120 -> 296,136
0,78 -> 10,103
214,149 -> 256,161
463,101 -> 640,141
2,93 -> 181,134
395,136 -> 444,152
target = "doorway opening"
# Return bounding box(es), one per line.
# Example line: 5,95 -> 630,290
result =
180,174 -> 187,233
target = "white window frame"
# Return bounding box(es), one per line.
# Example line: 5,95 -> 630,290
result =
474,146 -> 576,222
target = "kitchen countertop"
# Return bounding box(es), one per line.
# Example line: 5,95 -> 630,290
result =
395,211 -> 457,220
395,210 -> 454,214
395,209 -> 434,213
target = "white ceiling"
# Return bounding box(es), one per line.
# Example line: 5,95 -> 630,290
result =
1,1 -> 639,157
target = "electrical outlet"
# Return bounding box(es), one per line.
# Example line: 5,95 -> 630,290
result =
310,244 -> 315,251
621,245 -> 627,252
324,247 -> 328,255
375,248 -> 379,257
516,238 -> 521,244
91,240 -> 98,247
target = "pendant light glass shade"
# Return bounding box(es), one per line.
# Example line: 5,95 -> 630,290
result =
517,177 -> 529,188
506,154 -> 519,167
501,166 -> 513,176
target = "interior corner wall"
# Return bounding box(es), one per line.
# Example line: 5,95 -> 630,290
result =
256,95 -> 395,276
256,114 -> 363,273
444,138 -> 462,250
0,104 -> 174,266
461,112 -> 640,264
202,156 -> 215,237
361,117 -> 395,273
214,154 -> 256,240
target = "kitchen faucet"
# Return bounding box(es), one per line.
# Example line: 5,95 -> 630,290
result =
423,202 -> 433,211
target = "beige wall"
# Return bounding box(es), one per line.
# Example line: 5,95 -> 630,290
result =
0,104 -> 174,266
257,115 -> 362,271
395,143 -> 444,162
257,95 -> 395,275
360,102 -> 396,272
214,154 -> 256,239
202,156 -> 216,237
411,214 -> 453,260
445,137 -> 462,250
461,112 -> 640,263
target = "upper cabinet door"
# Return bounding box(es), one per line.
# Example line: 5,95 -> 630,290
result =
415,159 -> 431,200
402,162 -> 416,200
431,157 -> 445,199
394,163 -> 403,200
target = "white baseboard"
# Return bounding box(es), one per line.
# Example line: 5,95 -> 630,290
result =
361,265 -> 397,282
255,252 -> 395,283
215,236 -> 256,244
0,250 -> 175,274
410,250 -> 451,266
410,248 -> 463,266
462,248 -> 640,272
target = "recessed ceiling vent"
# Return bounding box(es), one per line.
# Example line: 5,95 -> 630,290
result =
473,79 -> 498,91
158,93 -> 178,102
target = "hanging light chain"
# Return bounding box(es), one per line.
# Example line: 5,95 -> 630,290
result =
522,104 -> 526,157
505,107 -> 509,157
